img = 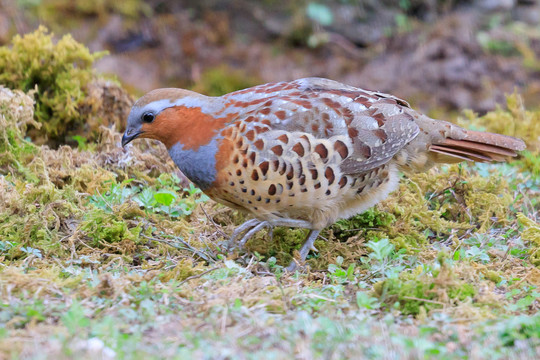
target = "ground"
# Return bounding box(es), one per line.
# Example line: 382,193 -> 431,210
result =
0,2 -> 539,359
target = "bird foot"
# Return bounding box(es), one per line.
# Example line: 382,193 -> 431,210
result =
225,219 -> 320,273
226,219 -> 272,251
286,229 -> 321,272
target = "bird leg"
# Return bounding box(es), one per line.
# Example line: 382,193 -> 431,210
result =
227,218 -> 320,270
269,219 -> 313,228
286,229 -> 321,272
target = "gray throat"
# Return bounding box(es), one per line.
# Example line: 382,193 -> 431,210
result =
168,139 -> 220,190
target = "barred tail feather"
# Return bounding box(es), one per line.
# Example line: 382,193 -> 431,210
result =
429,130 -> 526,163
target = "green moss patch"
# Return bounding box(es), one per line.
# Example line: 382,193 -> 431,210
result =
374,261 -> 477,315
0,27 -> 132,146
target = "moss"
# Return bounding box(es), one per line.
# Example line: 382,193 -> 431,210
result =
20,0 -> 150,29
0,87 -> 40,182
517,213 -> 540,266
246,226 -> 310,264
393,164 -> 515,233
79,208 -> 141,246
330,208 -> 395,241
460,93 -> 540,153
484,270 -> 502,283
0,27 -> 132,146
374,262 -> 478,315
160,258 -> 208,282
387,232 -> 427,251
514,150 -> 540,177
0,179 -> 81,258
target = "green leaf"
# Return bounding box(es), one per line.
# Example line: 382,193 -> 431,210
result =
20,246 -> 42,258
134,187 -> 157,208
71,135 -> 87,150
154,190 -> 177,206
356,291 -> 380,309
366,238 -> 394,261
306,3 -> 333,26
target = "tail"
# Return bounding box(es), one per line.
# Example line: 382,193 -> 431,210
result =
429,129 -> 526,163
408,114 -> 526,164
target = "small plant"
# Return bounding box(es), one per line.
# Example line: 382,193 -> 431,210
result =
89,179 -> 136,212
453,234 -> 491,263
89,175 -> 209,218
306,3 -> 333,26
361,238 -> 408,281
327,256 -> 356,284
496,314 -> 540,347
477,32 -> 518,57
504,285 -> 539,312
20,246 -> 42,259
373,259 -> 477,315
71,135 -> 89,150
132,180 -> 209,218
356,291 -> 380,310
62,301 -> 90,336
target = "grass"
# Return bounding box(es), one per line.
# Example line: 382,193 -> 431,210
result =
0,33 -> 539,359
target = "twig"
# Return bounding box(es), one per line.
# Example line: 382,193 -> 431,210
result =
142,234 -> 216,263
200,204 -> 227,238
359,269 -> 381,282
292,293 -> 336,302
220,305 -> 228,335
178,266 -> 220,286
95,188 -> 114,212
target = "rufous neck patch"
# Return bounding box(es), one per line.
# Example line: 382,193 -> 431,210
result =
142,106 -> 230,150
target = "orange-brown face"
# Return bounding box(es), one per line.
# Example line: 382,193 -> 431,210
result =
138,106 -> 229,150
123,88 -> 232,151
122,89 -> 233,150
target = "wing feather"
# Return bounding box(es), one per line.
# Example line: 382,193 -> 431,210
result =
225,78 -> 419,174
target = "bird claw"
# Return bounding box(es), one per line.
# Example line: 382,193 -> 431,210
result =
226,219 -> 272,251
285,229 -> 321,272
226,219 -> 320,273
238,221 -> 272,247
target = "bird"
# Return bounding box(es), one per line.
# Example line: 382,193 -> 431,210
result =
122,77 -> 526,271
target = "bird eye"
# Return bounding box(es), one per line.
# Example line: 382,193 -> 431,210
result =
142,112 -> 155,123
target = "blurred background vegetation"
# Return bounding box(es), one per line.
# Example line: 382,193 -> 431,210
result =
2,0 -> 540,111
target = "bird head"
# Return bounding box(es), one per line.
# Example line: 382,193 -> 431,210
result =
122,88 -> 212,149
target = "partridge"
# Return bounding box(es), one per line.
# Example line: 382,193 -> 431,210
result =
122,77 -> 526,271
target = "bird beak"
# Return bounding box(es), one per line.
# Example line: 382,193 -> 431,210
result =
122,130 -> 143,147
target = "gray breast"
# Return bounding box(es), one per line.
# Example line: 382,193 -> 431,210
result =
168,138 -> 220,190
